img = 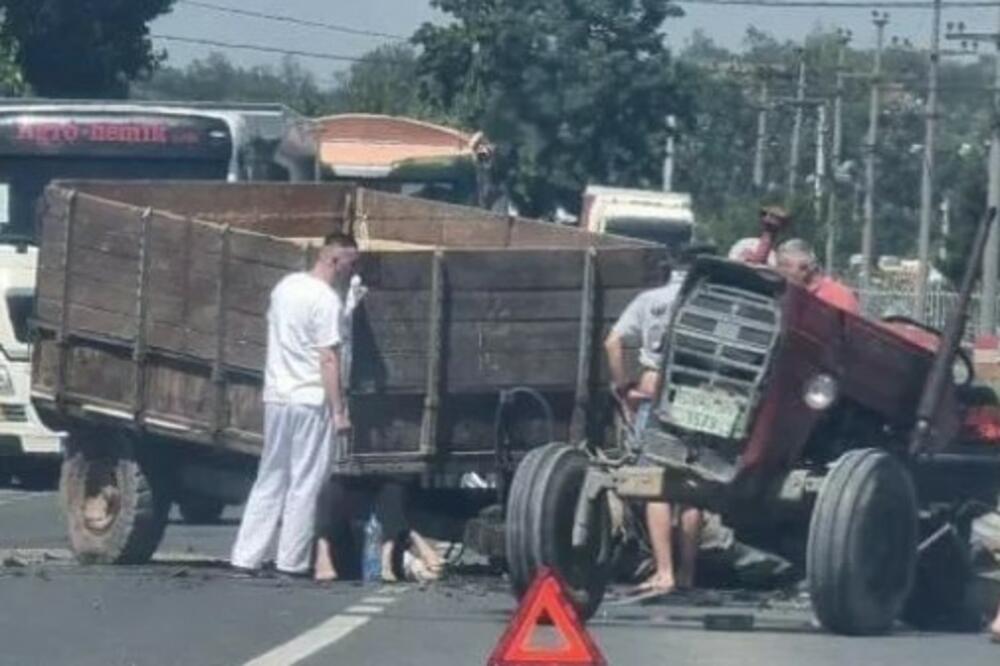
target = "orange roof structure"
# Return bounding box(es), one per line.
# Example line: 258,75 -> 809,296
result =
313,114 -> 491,178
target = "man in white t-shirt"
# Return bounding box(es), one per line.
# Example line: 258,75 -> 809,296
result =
231,233 -> 359,577
604,258 -> 701,597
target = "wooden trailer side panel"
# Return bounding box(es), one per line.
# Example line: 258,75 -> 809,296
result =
50,180 -> 352,238
357,189 -> 624,250
32,183 -> 656,466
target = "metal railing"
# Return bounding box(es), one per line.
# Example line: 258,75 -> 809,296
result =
855,287 -> 1000,340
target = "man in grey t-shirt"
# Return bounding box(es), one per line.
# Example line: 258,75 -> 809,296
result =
604,259 -> 702,596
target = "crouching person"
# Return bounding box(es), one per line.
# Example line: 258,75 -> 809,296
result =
313,477 -> 445,583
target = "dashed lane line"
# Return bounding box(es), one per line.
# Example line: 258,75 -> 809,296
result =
243,585 -> 408,666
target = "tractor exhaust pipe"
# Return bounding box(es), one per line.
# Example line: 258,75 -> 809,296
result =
911,206 -> 997,455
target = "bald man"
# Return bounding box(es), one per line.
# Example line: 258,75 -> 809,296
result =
775,239 -> 860,314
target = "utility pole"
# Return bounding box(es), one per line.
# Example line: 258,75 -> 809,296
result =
663,114 -> 676,192
914,0 -> 942,319
814,103 -> 828,237
826,30 -> 851,273
753,78 -> 770,190
947,16 -> 1000,335
787,48 -> 807,201
862,13 -> 889,291
939,196 -> 950,265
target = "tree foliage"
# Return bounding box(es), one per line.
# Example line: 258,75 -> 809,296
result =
414,0 -> 692,217
676,27 -> 993,282
333,44 -> 429,118
0,0 -> 174,97
134,53 -> 338,116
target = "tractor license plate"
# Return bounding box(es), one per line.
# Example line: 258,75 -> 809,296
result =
669,387 -> 741,438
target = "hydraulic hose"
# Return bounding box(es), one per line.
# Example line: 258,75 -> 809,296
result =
493,387 -> 555,506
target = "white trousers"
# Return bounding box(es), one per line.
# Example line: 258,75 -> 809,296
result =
231,403 -> 332,573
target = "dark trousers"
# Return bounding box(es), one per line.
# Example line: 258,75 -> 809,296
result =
315,476 -> 410,579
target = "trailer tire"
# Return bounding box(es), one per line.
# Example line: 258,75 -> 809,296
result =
507,443 -> 611,621
807,448 -> 918,636
61,433 -> 169,564
177,496 -> 226,524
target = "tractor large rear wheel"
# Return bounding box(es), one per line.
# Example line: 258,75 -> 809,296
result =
506,443 -> 612,621
807,448 -> 918,635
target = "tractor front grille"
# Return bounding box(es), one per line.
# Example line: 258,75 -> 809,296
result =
661,281 -> 781,435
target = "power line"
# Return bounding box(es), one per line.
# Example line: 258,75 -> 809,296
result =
676,0 -> 1000,7
152,34 -> 379,63
175,1 -> 408,40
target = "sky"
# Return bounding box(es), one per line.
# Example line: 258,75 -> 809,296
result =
151,1 -> 1000,85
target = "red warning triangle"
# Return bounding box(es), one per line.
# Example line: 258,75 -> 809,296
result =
487,567 -> 606,666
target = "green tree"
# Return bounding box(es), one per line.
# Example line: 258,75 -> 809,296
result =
333,44 -> 430,117
414,0 -> 692,217
0,34 -> 24,95
0,0 -> 174,97
133,52 -> 338,116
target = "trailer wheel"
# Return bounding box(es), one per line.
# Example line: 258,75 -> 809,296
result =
506,443 -> 611,621
61,433 -> 169,564
807,448 -> 918,636
177,495 -> 226,524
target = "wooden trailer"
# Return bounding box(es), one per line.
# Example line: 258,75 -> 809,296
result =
29,181 -> 663,563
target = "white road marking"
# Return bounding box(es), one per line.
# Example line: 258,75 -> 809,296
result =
342,605 -> 385,614
362,595 -> 396,605
243,587 -> 406,666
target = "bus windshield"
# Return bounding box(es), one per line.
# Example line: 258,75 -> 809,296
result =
0,107 -> 300,241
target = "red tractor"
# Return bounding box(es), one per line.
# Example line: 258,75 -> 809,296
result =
506,208 -> 1000,634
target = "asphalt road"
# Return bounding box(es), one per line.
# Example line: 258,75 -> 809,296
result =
2,485 -> 1000,666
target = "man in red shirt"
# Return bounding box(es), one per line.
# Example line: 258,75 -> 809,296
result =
775,239 -> 860,314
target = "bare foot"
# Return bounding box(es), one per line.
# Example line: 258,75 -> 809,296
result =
403,551 -> 440,583
990,616 -> 1000,642
635,571 -> 675,594
314,566 -> 337,583
409,532 -> 445,574
313,538 -> 337,583
380,541 -> 398,583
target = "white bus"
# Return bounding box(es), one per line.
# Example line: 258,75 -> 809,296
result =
0,100 -> 315,490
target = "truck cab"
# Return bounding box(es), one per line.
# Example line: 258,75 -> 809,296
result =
580,185 -> 695,250
0,242 -> 64,486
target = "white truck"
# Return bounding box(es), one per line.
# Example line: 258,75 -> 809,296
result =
0,243 -> 64,487
579,185 -> 695,251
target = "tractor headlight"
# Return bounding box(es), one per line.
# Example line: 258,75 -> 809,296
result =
804,374 -> 838,411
